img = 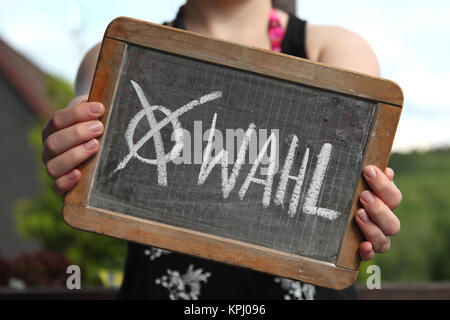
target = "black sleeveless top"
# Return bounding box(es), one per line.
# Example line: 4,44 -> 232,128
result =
117,8 -> 357,300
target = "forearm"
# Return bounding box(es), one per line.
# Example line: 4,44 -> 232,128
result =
75,43 -> 101,97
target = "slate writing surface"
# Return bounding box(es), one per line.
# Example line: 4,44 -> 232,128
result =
88,43 -> 377,263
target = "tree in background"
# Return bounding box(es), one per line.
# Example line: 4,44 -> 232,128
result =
13,76 -> 126,286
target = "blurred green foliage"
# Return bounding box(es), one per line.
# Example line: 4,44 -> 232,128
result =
13,76 -> 126,286
358,149 -> 450,283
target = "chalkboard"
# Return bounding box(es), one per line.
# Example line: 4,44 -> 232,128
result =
63,17 -> 403,289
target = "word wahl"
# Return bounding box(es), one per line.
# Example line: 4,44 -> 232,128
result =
114,81 -> 341,221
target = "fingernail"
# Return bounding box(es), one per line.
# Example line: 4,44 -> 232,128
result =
364,166 -> 377,180
388,167 -> 395,178
357,209 -> 369,223
361,191 -> 374,204
84,139 -> 98,151
89,121 -> 103,133
88,103 -> 104,115
67,170 -> 79,181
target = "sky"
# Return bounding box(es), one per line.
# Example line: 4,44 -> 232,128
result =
0,0 -> 449,152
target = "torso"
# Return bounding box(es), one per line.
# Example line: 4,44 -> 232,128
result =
117,9 -> 358,300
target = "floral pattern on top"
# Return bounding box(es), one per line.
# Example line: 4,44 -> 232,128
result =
155,264 -> 212,300
144,247 -> 171,261
274,277 -> 316,300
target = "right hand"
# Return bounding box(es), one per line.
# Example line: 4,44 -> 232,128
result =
42,95 -> 105,196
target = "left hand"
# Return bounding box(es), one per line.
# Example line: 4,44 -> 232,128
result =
355,165 -> 402,260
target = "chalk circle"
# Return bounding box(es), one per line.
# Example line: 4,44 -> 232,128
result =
125,105 -> 184,165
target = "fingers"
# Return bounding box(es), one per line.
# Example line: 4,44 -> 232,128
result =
42,101 -> 105,141
41,99 -> 105,196
359,241 -> 375,261
363,165 -> 402,209
45,139 -> 100,180
357,166 -> 401,260
355,208 -> 391,257
42,120 -> 104,163
385,167 -> 394,181
52,169 -> 82,196
360,190 -> 401,237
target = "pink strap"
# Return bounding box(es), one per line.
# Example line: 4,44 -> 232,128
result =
268,8 -> 285,52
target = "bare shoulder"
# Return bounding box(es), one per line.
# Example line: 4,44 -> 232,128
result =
306,24 -> 380,76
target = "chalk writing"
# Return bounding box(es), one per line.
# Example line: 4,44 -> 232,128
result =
114,80 -> 222,186
113,80 -> 341,221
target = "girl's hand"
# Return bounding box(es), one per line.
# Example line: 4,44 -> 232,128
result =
42,96 -> 105,196
356,166 -> 402,260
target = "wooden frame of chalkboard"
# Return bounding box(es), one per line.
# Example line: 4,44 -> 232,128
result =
63,17 -> 403,290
